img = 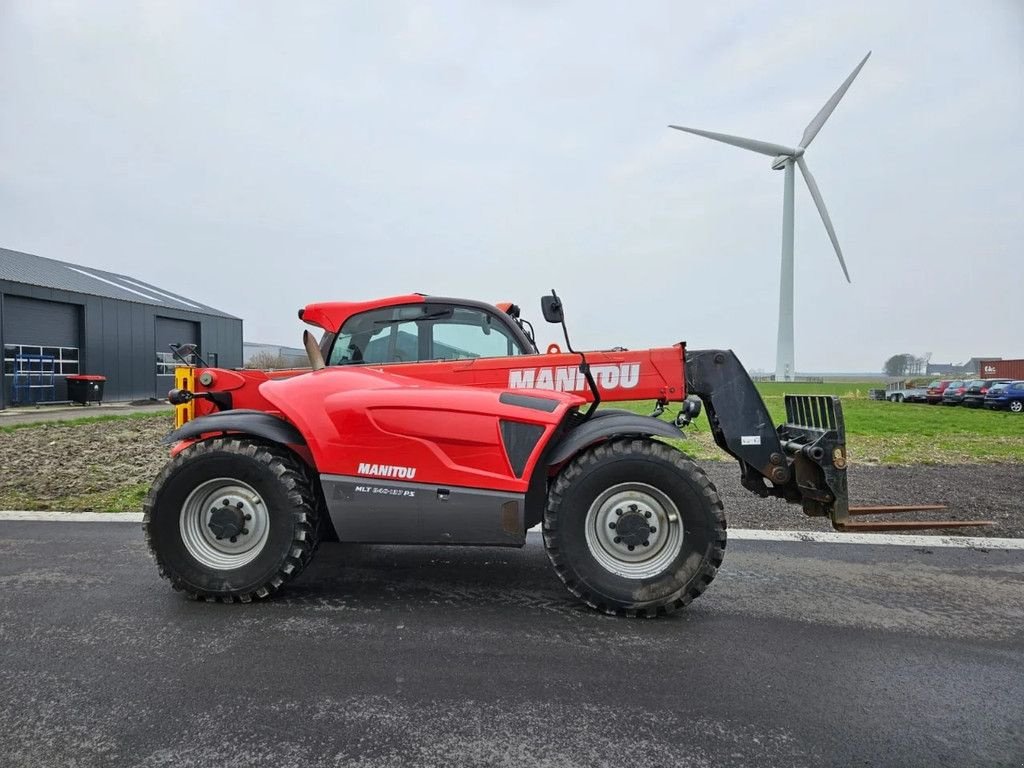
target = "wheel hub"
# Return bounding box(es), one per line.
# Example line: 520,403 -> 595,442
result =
585,483 -> 684,579
609,505 -> 654,548
207,499 -> 252,542
180,479 -> 270,570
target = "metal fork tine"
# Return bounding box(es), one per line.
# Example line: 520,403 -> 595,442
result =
849,504 -> 948,515
836,520 -> 994,532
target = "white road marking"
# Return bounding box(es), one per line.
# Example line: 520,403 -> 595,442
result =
529,524 -> 1023,549
0,511 -> 144,523
725,528 -> 1024,550
1,512 -> 1021,549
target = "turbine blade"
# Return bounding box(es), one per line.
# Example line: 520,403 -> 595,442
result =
668,125 -> 797,157
799,51 -> 871,148
797,157 -> 851,282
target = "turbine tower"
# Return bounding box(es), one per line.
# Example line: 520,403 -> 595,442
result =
670,52 -> 870,381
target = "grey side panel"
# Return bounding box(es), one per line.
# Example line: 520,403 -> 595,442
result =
321,475 -> 526,547
162,409 -> 306,446
547,413 -> 684,466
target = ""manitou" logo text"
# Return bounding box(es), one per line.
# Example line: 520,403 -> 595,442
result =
507,363 -> 640,392
357,463 -> 417,480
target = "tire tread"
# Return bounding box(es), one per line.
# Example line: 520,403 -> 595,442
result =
542,438 -> 726,618
142,438 -> 322,603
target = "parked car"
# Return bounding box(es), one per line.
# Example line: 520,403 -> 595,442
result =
962,378 -> 1011,409
925,379 -> 953,404
941,380 -> 970,405
984,381 -> 1024,413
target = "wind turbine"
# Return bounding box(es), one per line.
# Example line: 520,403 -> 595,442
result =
670,52 -> 870,381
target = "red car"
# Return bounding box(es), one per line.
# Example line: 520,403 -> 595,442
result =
926,379 -> 953,404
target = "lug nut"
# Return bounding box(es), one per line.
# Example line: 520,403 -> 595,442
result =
241,528 -> 249,535
236,502 -> 244,509
629,504 -> 638,513
649,526 -> 657,533
222,499 -> 230,506
644,510 -> 652,519
244,514 -> 252,521
642,540 -> 650,547
229,536 -> 238,543
628,545 -> 635,551
615,509 -> 622,516
609,522 -> 617,529
613,537 -> 621,544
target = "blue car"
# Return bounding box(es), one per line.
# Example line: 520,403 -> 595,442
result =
984,381 -> 1024,413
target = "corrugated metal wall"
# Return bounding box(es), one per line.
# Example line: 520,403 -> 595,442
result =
0,280 -> 242,409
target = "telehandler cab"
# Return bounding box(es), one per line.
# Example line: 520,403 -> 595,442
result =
145,291 -> 984,616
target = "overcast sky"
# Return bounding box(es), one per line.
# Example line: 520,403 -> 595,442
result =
1,1 -> 1021,373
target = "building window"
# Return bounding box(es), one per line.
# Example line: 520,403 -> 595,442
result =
3,345 -> 80,376
156,350 -> 203,375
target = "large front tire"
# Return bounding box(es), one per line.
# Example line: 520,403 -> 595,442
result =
143,438 -> 322,602
543,439 -> 726,617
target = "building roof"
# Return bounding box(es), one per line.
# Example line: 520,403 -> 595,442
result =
0,246 -> 238,319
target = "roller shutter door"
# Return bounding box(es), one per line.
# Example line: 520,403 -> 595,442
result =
2,295 -> 82,403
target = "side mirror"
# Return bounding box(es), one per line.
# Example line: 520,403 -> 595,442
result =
541,294 -> 564,324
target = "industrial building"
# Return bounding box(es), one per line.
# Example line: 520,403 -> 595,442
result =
0,247 -> 241,409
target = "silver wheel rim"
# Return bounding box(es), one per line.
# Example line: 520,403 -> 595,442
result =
584,482 -> 684,579
1012,401 -> 1023,413
179,478 -> 270,570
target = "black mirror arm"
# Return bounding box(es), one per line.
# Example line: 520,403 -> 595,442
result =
548,290 -> 601,418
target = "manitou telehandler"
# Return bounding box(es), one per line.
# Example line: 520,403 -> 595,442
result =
145,292 -> 983,616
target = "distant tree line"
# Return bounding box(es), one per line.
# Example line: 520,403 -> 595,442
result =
244,350 -> 293,370
883,353 -> 931,378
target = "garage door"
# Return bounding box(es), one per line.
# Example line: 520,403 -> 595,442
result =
155,317 -> 199,398
2,295 -> 82,405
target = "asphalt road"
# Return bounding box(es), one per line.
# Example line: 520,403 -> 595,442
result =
1,522 -> 1021,768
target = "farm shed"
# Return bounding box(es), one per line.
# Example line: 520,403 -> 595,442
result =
0,246 -> 241,409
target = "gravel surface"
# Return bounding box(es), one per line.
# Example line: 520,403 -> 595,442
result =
1,414 -> 1020,537
703,462 -> 1024,538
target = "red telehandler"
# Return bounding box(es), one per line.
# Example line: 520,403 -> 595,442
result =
145,291 -> 983,616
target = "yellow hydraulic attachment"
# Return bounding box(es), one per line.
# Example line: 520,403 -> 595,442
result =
173,366 -> 195,429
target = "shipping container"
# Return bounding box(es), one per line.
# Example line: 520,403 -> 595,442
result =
979,359 -> 1024,380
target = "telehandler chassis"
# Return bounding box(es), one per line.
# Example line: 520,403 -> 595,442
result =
145,293 -> 984,616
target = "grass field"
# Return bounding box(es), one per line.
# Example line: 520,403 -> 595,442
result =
620,381 -> 1024,464
0,410 -> 164,434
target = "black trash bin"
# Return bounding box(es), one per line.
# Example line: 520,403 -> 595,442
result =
66,375 -> 106,405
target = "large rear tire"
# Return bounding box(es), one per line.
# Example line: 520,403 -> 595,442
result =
143,438 -> 322,602
543,438 -> 726,617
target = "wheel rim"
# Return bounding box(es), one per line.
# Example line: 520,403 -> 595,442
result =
584,482 -> 684,579
179,478 -> 271,570
1011,401 -> 1023,413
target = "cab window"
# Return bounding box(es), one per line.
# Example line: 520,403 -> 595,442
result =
430,307 -> 521,360
328,304 -> 524,366
328,305 -> 424,366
